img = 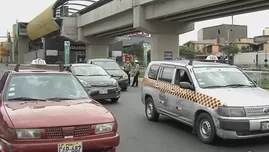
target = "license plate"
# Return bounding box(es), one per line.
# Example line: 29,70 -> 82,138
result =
58,142 -> 82,152
99,89 -> 108,94
261,122 -> 269,130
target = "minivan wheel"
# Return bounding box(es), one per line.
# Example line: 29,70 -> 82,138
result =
196,113 -> 216,144
145,97 -> 159,121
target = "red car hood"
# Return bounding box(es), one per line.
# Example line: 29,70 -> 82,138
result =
4,100 -> 115,128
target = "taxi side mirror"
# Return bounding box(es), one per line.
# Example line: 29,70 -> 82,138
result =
180,82 -> 194,90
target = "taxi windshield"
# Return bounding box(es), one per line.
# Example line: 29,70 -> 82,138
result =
5,74 -> 89,101
193,67 -> 256,89
73,65 -> 109,76
94,61 -> 121,70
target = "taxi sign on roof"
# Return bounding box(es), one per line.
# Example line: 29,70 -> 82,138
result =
206,55 -> 218,60
31,58 -> 46,65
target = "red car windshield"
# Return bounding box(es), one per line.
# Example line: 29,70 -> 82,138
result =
5,74 -> 89,101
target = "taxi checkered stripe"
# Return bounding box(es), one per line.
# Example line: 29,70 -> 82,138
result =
143,78 -> 222,109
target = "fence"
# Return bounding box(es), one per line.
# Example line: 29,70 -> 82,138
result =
244,71 -> 269,89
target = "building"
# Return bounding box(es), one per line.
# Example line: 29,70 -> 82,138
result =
235,38 -> 259,52
198,24 -> 247,44
183,39 -> 219,53
263,27 -> 269,35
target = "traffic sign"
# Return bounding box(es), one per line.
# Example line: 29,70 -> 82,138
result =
64,41 -> 70,64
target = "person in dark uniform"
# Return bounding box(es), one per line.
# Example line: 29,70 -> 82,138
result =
131,60 -> 140,87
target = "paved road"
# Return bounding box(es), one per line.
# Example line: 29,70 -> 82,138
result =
101,85 -> 269,152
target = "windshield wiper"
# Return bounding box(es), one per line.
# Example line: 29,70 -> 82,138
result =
203,84 -> 254,89
8,97 -> 46,101
46,97 -> 74,101
203,85 -> 227,89
88,74 -> 107,76
224,84 -> 255,88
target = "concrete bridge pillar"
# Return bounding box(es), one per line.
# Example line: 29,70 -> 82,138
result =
18,37 -> 29,64
85,44 -> 109,59
133,5 -> 194,61
78,28 -> 115,59
151,34 -> 179,61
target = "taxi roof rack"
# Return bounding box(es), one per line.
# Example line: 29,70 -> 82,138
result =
14,64 -> 20,72
188,59 -> 219,66
188,60 -> 193,65
8,63 -> 66,72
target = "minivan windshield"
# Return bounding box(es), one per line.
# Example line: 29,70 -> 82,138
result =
73,65 -> 109,76
5,74 -> 89,101
193,67 -> 256,89
94,61 -> 121,70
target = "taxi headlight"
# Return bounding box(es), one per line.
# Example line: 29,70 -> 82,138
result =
16,129 -> 41,139
122,73 -> 128,79
217,106 -> 246,117
95,123 -> 114,134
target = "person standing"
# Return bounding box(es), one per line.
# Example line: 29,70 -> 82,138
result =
123,60 -> 132,85
132,60 -> 140,87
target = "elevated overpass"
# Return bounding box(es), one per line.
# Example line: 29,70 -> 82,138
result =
27,0 -> 269,61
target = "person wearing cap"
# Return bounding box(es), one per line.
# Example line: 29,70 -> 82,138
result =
131,60 -> 140,87
123,60 -> 132,85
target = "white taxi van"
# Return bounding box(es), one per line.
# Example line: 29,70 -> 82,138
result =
141,59 -> 269,144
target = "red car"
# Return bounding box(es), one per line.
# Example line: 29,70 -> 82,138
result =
0,67 -> 119,152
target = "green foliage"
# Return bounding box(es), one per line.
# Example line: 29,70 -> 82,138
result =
147,50 -> 151,62
241,46 -> 247,52
222,44 -> 240,55
123,43 -> 144,61
179,46 -> 195,59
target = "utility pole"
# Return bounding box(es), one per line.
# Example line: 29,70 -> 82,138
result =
231,15 -> 234,45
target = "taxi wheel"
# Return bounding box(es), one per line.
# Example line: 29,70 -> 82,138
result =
111,98 -> 119,103
196,113 -> 216,144
121,87 -> 127,91
145,97 -> 159,121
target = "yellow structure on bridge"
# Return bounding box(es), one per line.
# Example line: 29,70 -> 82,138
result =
27,3 -> 60,40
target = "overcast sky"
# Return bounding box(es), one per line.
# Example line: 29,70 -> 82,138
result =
1,0 -> 269,45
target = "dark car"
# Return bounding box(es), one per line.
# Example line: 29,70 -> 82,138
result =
87,58 -> 129,91
65,64 -> 121,103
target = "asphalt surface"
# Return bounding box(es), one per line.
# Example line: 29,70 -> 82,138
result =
100,82 -> 269,152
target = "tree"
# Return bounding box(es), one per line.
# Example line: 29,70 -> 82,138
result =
123,43 -> 144,61
179,46 -> 195,59
221,44 -> 240,56
147,50 -> 151,62
241,46 -> 247,52
221,44 -> 240,64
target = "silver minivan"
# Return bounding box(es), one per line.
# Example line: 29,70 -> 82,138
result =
141,60 -> 269,144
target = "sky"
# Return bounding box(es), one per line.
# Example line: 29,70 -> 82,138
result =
1,0 -> 269,45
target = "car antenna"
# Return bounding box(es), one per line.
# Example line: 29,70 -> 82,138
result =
188,60 -> 193,65
14,64 -> 20,72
